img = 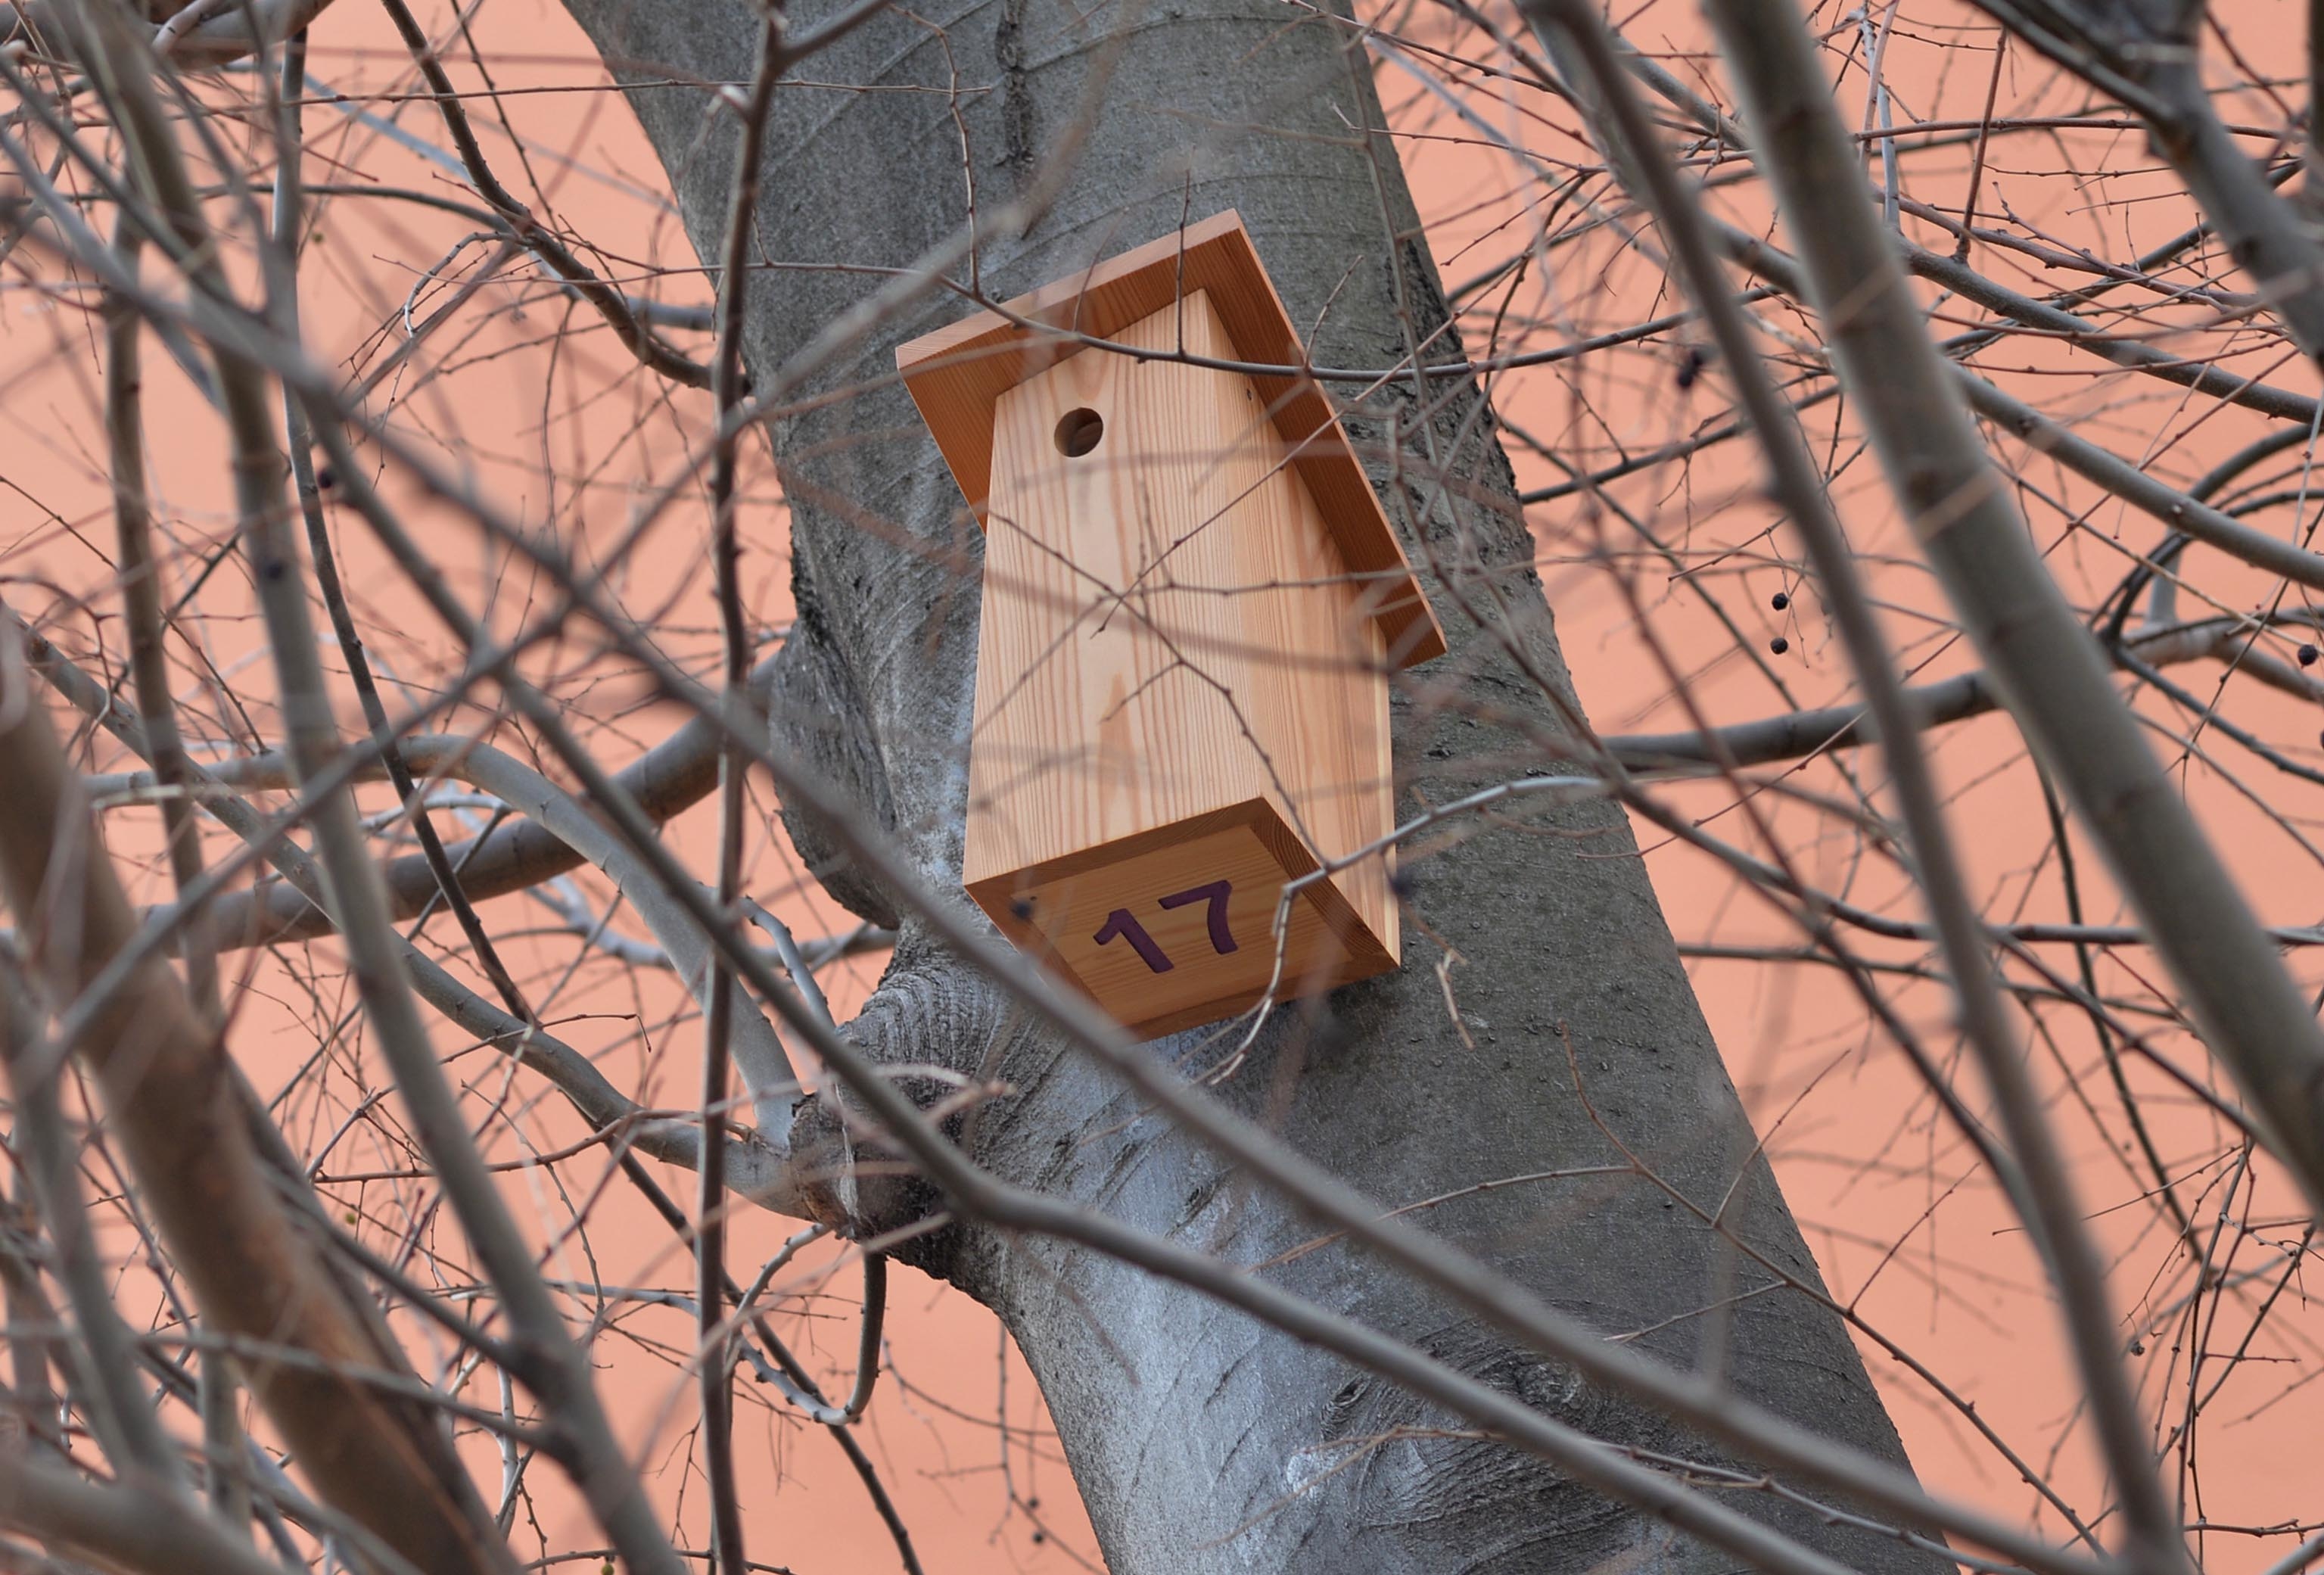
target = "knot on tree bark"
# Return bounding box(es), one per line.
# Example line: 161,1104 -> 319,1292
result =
784,936 -> 1022,1272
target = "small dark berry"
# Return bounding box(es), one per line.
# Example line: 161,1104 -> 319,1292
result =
1010,898 -> 1034,920
315,464 -> 337,490
1769,635 -> 1790,655
1031,1531 -> 1047,1545
1771,590 -> 1790,611
1675,346 -> 1706,390
2300,643 -> 2319,668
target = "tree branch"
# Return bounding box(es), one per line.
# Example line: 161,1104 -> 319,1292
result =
0,624 -> 517,1575
1522,10 -> 2182,1570
63,12 -> 685,1567
1706,0 -> 2324,1244
0,1449 -> 289,1575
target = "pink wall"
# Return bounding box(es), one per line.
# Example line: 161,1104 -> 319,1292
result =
2,0 -> 2316,1567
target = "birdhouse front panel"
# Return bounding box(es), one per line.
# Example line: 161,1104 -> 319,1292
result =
897,213 -> 1445,1038
960,289 -> 1396,1035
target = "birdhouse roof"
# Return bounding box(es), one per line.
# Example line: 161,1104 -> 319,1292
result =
895,210 -> 1446,666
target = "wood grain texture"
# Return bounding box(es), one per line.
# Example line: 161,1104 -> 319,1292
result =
896,209 -> 1445,665
959,289 -> 1401,1034
970,798 -> 1392,1038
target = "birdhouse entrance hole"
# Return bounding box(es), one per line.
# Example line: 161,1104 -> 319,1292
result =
1054,406 -> 1103,456
898,213 -> 1445,1038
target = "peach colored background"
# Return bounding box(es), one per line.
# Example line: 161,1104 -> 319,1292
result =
2,0 -> 2320,1569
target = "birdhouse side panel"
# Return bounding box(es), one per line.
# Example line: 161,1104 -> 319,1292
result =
1163,339 -> 1399,960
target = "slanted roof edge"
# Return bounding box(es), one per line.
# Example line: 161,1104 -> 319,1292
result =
895,211 -> 1445,666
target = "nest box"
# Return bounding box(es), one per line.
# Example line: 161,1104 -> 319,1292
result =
898,211 -> 1445,1038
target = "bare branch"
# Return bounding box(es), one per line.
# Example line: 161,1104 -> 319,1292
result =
0,1449 -> 288,1575
0,625 -> 516,1573
1703,0 -> 2324,1244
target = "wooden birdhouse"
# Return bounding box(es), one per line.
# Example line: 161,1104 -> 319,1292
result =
897,211 -> 1445,1038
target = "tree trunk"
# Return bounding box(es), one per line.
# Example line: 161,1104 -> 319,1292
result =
557,1 -> 1943,1567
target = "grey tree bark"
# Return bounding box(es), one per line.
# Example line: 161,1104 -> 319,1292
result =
556,1 -> 1943,1568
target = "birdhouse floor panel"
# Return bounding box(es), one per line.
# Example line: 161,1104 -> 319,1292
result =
966,797 -> 1395,1040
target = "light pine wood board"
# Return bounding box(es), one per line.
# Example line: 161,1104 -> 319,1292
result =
960,290 -> 1399,1028
969,800 -> 1391,1038
895,209 -> 1445,665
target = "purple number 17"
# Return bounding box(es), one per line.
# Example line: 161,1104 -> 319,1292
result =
1093,879 -> 1238,975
